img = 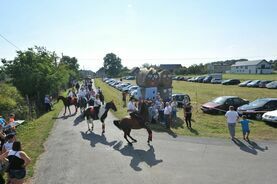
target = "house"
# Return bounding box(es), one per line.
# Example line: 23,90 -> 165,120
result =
96,67 -> 106,78
159,64 -> 182,73
207,63 -> 232,73
231,60 -> 272,74
129,67 -> 140,76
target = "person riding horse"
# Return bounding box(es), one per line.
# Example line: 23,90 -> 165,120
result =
93,94 -> 102,119
127,96 -> 145,126
77,87 -> 87,106
67,89 -> 76,105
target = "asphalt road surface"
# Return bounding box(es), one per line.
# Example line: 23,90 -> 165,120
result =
33,100 -> 277,184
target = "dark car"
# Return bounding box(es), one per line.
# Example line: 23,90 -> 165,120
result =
238,80 -> 252,87
197,76 -> 206,83
237,98 -> 277,120
259,80 -> 272,88
201,96 -> 249,114
221,79 -> 241,85
246,80 -> 261,87
203,76 -> 213,83
172,93 -> 191,108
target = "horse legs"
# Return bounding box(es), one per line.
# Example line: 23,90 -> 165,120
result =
64,106 -> 67,116
87,119 -> 93,131
127,129 -> 137,143
124,130 -> 132,146
146,126 -> 152,143
75,105 -> 78,114
102,123 -> 105,134
68,106 -> 71,115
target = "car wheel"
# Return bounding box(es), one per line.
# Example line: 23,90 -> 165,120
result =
256,113 -> 262,120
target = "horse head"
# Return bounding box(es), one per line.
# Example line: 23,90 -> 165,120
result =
107,100 -> 117,112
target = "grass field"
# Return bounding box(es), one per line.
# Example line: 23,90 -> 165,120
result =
15,98 -> 64,179
95,78 -> 277,140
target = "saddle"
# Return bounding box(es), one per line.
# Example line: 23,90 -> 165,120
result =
130,112 -> 145,126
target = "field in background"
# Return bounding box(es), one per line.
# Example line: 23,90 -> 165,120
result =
96,78 -> 277,140
223,73 -> 277,81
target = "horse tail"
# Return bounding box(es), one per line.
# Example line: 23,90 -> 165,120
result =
113,120 -> 122,130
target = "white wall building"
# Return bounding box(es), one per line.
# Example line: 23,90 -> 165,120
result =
231,60 -> 272,74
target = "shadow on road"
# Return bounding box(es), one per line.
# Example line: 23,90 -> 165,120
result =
113,142 -> 163,171
232,138 -> 268,155
80,131 -> 117,148
74,114 -> 84,126
52,113 -> 76,120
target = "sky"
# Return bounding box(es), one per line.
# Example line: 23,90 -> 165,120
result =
1,0 -> 277,72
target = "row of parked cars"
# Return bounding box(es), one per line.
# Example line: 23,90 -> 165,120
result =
201,96 -> 277,123
173,75 -> 277,89
103,78 -> 139,95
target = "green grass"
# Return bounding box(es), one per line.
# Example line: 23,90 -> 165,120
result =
15,99 -> 64,178
96,78 -> 277,140
223,73 -> 277,81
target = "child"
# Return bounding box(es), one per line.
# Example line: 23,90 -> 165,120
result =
239,115 -> 252,141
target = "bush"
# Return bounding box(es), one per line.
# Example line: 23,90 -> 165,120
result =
0,83 -> 28,119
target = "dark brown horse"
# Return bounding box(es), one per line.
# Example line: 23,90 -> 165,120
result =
113,100 -> 152,146
57,96 -> 78,116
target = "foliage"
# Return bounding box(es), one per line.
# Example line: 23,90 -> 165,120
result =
119,66 -> 130,77
0,83 -> 28,119
174,63 -> 207,75
103,53 -> 123,77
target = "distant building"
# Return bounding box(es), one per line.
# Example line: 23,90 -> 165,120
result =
159,64 -> 182,73
96,67 -> 106,78
231,60 -> 272,74
130,67 -> 140,76
207,63 -> 232,73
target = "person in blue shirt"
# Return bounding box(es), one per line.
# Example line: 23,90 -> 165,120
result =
239,115 -> 252,141
0,114 -> 6,127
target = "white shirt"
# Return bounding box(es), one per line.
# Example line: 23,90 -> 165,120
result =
94,99 -> 102,107
225,110 -> 239,124
78,90 -> 86,98
67,91 -> 74,98
164,106 -> 172,115
127,101 -> 137,112
4,142 -> 13,151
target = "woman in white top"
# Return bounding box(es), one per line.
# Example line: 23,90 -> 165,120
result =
164,102 -> 172,129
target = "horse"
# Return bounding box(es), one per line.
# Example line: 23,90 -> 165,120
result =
83,100 -> 117,133
57,96 -> 78,116
113,100 -> 152,146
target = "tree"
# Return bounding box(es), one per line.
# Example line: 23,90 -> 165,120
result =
103,53 -> 123,77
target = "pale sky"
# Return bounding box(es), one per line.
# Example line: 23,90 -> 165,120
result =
1,0 -> 277,72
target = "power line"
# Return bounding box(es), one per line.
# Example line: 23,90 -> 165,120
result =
0,33 -> 20,50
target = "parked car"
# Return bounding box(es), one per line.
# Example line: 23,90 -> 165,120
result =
221,79 -> 240,85
197,76 -> 206,83
266,81 -> 277,89
203,76 -> 213,83
172,93 -> 191,108
238,80 -> 252,87
188,77 -> 197,82
262,110 -> 277,123
126,76 -> 135,80
122,84 -> 133,92
237,98 -> 277,120
211,78 -> 222,84
259,80 -> 273,88
201,96 -> 249,114
128,86 -> 139,94
246,80 -> 261,87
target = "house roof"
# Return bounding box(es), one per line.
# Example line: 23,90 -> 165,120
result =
130,67 -> 140,73
232,60 -> 268,67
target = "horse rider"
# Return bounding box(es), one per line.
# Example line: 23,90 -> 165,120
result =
93,94 -> 102,119
75,82 -> 80,92
127,96 -> 145,126
67,89 -> 75,104
77,87 -> 87,104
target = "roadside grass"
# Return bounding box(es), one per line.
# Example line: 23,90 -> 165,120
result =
15,99 -> 64,178
96,79 -> 277,140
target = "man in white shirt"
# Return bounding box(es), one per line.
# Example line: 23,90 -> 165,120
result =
127,97 -> 144,125
225,106 -> 239,139
164,102 -> 172,129
93,94 -> 102,119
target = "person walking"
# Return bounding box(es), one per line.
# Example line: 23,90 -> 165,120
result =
164,102 -> 172,129
184,103 -> 193,129
225,106 -> 239,140
44,95 -> 52,111
239,115 -> 253,141
0,141 -> 31,184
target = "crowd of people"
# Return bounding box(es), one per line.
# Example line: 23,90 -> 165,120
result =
124,92 -> 193,130
0,113 -> 31,184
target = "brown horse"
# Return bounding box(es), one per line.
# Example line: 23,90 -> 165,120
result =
57,96 -> 78,116
113,119 -> 152,146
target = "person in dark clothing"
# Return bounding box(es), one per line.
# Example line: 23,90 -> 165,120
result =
75,82 -> 80,93
0,141 -> 31,184
122,90 -> 127,108
184,103 -> 193,129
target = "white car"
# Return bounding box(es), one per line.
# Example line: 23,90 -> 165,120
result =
262,110 -> 277,123
266,81 -> 277,89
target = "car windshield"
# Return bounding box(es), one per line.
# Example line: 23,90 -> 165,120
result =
212,97 -> 226,104
248,99 -> 269,107
174,95 -> 184,101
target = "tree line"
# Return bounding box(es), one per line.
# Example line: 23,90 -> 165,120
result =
0,46 -> 80,119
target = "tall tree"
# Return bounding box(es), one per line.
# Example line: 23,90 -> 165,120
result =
103,53 -> 123,77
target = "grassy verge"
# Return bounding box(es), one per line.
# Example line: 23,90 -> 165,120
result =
15,99 -> 64,178
95,78 -> 277,140
223,73 -> 277,81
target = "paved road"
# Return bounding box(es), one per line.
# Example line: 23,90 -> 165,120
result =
33,98 -> 277,184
